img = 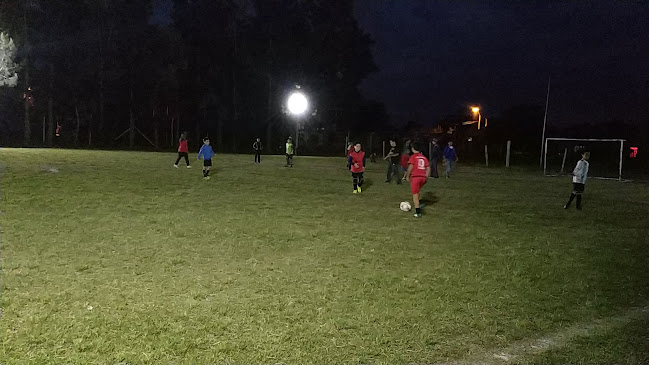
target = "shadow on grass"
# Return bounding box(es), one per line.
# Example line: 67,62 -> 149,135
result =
420,191 -> 439,206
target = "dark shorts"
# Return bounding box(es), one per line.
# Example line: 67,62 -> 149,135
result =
572,183 -> 585,194
410,176 -> 427,194
203,159 -> 212,167
352,172 -> 364,179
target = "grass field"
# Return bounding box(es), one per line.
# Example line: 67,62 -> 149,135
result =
1,148 -> 648,364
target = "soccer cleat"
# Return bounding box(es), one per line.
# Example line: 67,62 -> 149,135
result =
563,205 -> 569,209
413,213 -> 422,218
353,190 -> 358,194
174,164 -> 178,168
204,176 -> 211,180
357,186 -> 362,193
186,165 -> 192,168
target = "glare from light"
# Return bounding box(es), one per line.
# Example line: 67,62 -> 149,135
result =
471,107 -> 480,114
287,92 -> 308,115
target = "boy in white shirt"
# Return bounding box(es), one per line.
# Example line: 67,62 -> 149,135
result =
564,151 -> 590,210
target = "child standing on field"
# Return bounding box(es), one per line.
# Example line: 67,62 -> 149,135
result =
285,136 -> 294,167
564,151 -> 590,210
348,142 -> 366,194
174,132 -> 191,168
406,142 -> 431,218
253,137 -> 263,163
197,137 -> 215,180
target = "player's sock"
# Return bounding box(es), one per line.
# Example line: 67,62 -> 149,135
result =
565,193 -> 575,207
353,183 -> 358,190
206,170 -> 210,177
203,170 -> 207,177
576,195 -> 582,209
416,207 -> 421,214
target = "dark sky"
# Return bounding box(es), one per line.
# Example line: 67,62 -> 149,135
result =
153,1 -> 648,128
353,1 -> 649,127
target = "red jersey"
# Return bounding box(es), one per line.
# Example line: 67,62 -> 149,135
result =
408,153 -> 429,177
400,153 -> 409,168
178,138 -> 188,153
349,150 -> 365,173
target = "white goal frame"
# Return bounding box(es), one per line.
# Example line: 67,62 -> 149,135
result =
544,138 -> 626,181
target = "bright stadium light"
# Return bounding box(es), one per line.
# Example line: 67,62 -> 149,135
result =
471,106 -> 480,114
287,92 -> 308,115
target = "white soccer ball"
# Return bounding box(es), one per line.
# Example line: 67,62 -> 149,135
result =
400,201 -> 412,212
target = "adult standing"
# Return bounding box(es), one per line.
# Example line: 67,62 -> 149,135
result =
253,137 -> 263,163
430,139 -> 441,178
443,141 -> 458,178
383,140 -> 400,183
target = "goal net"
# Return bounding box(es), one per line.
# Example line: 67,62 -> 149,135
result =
544,138 -> 626,181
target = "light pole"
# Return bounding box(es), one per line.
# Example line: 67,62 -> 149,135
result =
286,90 -> 308,154
471,106 -> 483,130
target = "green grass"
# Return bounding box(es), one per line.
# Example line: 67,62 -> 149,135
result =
1,148 -> 647,364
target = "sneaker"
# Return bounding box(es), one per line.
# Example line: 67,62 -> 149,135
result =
186,165 -> 192,168
174,164 -> 178,168
353,190 -> 358,194
563,205 -> 569,209
413,213 -> 422,218
204,176 -> 211,180
357,186 -> 362,193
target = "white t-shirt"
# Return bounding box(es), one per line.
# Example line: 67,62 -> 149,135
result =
572,159 -> 589,184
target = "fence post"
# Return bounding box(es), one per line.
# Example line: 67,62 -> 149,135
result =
382,140 -> 386,158
506,140 -> 511,167
484,145 -> 489,167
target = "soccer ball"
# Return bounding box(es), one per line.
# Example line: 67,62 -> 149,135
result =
400,201 -> 412,212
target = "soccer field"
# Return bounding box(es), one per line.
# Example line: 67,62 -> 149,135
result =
1,148 -> 647,364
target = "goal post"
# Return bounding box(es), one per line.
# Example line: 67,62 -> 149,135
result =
544,138 -> 626,181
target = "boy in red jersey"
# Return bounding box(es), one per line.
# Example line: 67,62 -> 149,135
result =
347,142 -> 366,194
405,142 -> 431,218
174,132 -> 191,168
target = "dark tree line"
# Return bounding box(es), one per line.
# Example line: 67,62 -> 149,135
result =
0,0 -> 388,153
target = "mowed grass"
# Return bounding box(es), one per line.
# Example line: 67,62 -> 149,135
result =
0,148 -> 647,364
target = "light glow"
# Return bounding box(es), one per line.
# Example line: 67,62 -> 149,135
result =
287,92 -> 308,115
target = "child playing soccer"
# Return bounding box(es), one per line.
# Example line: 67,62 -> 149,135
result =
399,151 -> 409,183
197,137 -> 215,180
348,142 -> 366,194
405,142 -> 431,218
285,136 -> 294,167
174,132 -> 191,168
564,151 -> 590,210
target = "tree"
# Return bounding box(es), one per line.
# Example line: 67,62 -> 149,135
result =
0,32 -> 19,87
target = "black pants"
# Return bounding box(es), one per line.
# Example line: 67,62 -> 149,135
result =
175,152 -> 189,166
386,162 -> 399,183
431,158 -> 439,178
352,172 -> 364,189
254,151 -> 261,163
286,154 -> 293,166
566,183 -> 585,208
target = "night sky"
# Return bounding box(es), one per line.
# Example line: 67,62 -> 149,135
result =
154,1 -> 648,128
353,1 -> 649,127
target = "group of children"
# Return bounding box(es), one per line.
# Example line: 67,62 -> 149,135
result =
348,140 -> 430,218
174,133 -> 591,214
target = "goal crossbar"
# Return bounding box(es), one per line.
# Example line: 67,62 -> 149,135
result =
544,138 -> 626,181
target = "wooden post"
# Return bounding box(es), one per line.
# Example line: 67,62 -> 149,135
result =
429,141 -> 432,162
560,147 -> 568,174
506,140 -> 511,167
42,116 -> 46,144
382,140 -> 386,158
484,145 -> 489,167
